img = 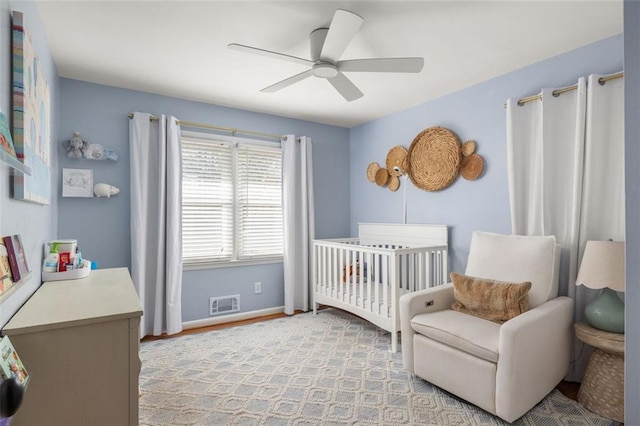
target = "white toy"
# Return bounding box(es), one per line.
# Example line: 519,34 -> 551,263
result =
93,183 -> 120,198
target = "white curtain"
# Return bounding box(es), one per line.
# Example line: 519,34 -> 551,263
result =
507,74 -> 624,380
507,78 -> 587,296
282,135 -> 315,315
129,112 -> 183,337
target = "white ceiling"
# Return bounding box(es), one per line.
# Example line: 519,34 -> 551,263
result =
36,1 -> 622,128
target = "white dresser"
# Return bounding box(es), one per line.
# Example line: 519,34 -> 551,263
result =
2,268 -> 143,426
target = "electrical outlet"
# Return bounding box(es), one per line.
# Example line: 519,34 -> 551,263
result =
254,282 -> 262,294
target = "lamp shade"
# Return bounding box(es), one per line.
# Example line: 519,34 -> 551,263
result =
576,241 -> 625,291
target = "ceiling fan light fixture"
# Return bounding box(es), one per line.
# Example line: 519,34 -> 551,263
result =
229,9 -> 423,101
312,62 -> 338,79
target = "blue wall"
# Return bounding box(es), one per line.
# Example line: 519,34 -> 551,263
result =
349,34 -> 623,287
58,79 -> 350,321
624,1 -> 639,423
24,12 -> 640,416
0,0 -> 59,328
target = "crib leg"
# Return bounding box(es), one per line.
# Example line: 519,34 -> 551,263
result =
391,332 -> 398,353
313,302 -> 318,315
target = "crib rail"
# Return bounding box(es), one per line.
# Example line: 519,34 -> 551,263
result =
312,238 -> 449,321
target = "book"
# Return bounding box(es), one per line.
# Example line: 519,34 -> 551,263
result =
2,237 -> 20,283
0,336 -> 28,387
0,241 -> 14,295
2,235 -> 28,283
11,235 -> 28,280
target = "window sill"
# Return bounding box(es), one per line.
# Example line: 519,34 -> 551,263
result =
183,257 -> 283,271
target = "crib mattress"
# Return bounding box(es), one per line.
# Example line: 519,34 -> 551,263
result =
315,282 -> 410,316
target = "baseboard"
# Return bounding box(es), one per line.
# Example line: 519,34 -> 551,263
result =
182,306 -> 285,330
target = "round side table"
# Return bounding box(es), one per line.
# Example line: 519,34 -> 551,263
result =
574,322 -> 624,423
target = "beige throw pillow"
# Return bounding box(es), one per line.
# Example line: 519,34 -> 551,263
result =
450,272 -> 532,323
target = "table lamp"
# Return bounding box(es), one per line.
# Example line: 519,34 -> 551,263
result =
576,241 -> 625,333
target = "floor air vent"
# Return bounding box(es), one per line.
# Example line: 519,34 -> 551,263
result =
209,295 -> 240,316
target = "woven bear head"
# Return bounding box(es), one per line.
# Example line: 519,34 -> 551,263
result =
366,145 -> 408,192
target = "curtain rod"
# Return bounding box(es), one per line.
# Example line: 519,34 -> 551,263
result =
127,113 -> 284,140
504,71 -> 624,108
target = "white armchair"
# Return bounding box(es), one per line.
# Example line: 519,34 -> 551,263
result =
400,232 -> 574,423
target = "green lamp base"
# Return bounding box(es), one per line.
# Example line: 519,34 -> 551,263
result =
585,287 -> 625,333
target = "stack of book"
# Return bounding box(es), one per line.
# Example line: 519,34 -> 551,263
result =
0,235 -> 29,297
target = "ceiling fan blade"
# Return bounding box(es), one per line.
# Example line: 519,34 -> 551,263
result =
338,57 -> 424,73
261,69 -> 314,93
328,72 -> 363,102
319,9 -> 364,62
228,43 -> 313,67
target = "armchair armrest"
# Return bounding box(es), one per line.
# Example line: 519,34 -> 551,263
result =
495,296 -> 574,422
399,283 -> 455,373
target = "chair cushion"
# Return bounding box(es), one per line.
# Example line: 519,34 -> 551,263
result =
450,272 -> 531,323
465,232 -> 558,308
410,310 -> 501,363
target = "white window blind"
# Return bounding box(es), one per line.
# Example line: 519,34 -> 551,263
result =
181,134 -> 283,266
237,144 -> 283,258
182,137 -> 234,262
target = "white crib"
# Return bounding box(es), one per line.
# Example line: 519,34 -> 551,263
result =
312,223 -> 449,352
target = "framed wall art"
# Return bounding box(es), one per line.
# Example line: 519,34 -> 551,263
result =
62,168 -> 93,198
11,11 -> 51,205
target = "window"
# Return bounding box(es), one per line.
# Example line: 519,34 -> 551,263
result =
181,131 -> 283,266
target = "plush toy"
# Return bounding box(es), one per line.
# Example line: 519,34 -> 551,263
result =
64,131 -> 85,158
62,131 -> 119,161
83,143 -> 119,161
342,260 -> 360,283
93,183 -> 120,198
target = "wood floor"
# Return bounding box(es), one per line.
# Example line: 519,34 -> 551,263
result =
141,311 -> 289,342
141,311 -> 581,402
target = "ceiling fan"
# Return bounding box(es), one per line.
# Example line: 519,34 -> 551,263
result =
228,9 -> 424,102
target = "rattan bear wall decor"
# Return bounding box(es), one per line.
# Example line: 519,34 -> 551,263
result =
366,145 -> 408,192
366,126 -> 485,192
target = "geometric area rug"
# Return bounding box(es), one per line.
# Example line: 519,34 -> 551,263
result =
139,308 -> 616,425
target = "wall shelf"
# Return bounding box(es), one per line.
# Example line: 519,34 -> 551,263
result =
0,150 -> 32,176
0,272 -> 32,305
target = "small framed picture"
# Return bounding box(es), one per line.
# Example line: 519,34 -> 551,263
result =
62,168 -> 93,197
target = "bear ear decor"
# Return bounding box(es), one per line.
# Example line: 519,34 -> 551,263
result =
460,140 -> 484,180
366,162 -> 380,183
365,127 -> 485,192
62,132 -> 119,161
